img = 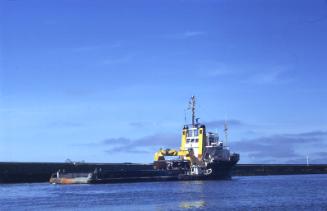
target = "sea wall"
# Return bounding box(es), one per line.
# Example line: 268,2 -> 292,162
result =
233,164 -> 327,176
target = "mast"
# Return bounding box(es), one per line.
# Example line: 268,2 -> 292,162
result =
224,120 -> 228,147
184,109 -> 187,125
189,96 -> 196,126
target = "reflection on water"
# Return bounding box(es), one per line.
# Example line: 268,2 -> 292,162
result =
180,200 -> 206,209
179,180 -> 208,209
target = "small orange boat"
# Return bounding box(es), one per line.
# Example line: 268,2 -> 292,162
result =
49,171 -> 95,184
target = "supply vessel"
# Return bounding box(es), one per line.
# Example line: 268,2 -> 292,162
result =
50,96 -> 240,184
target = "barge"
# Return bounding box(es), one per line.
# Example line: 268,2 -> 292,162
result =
50,96 -> 240,184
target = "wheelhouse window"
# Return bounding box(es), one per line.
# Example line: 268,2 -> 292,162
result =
187,128 -> 198,137
187,130 -> 193,137
193,129 -> 198,136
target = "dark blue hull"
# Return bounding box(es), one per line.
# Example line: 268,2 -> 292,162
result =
84,160 -> 238,183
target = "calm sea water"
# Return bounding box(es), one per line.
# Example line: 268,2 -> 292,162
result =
1,174 -> 327,210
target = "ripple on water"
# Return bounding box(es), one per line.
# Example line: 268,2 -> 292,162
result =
0,175 -> 327,210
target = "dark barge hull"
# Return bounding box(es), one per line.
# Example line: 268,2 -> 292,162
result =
50,161 -> 236,184
1,162 -> 327,184
97,161 -> 237,183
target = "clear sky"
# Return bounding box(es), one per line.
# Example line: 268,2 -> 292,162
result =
1,0 -> 326,164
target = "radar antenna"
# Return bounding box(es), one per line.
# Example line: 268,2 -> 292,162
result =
188,96 -> 196,126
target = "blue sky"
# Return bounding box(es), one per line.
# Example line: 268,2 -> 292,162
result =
1,0 -> 326,164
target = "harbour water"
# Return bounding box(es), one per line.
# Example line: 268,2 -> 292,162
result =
1,174 -> 327,210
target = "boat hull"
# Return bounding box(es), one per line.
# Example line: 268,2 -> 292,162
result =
50,160 -> 238,184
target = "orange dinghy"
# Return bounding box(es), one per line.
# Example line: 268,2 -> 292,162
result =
49,171 -> 95,184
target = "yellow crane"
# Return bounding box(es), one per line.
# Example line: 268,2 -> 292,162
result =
154,149 -> 189,161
